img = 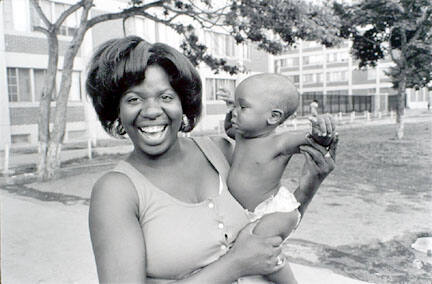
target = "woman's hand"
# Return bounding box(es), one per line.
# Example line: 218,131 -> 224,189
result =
225,221 -> 286,277
301,133 -> 338,181
295,134 -> 339,215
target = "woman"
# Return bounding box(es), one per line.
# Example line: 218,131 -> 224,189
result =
87,36 -> 338,283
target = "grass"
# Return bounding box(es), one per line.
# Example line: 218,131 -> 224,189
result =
283,121 -> 432,283
284,121 -> 432,198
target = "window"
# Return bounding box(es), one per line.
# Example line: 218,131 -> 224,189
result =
288,75 -> 300,83
11,134 -> 31,144
30,0 -> 78,36
303,74 -> 314,83
280,57 -> 299,67
326,71 -> 347,82
7,68 -> 18,102
367,69 -> 376,80
7,68 -> 31,102
327,53 -> 337,63
303,54 -> 323,66
205,31 -> 236,57
34,69 -> 46,102
243,43 -> 251,60
7,68 -> 82,103
327,52 -> 349,63
205,78 -> 236,101
303,73 -> 323,84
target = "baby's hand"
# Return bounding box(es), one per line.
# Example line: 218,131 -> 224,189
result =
308,114 -> 336,147
217,88 -> 234,110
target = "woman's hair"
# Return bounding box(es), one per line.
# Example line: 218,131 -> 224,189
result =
85,36 -> 202,136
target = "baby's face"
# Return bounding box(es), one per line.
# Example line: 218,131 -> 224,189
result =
231,81 -> 274,138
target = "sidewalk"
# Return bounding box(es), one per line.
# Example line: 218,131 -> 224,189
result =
0,191 -> 371,284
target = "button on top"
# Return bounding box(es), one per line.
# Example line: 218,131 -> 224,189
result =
218,222 -> 224,229
220,244 -> 227,250
208,202 -> 214,209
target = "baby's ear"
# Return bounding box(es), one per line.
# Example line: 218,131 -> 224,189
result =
267,109 -> 284,125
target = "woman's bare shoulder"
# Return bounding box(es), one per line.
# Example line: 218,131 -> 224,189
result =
91,171 -> 139,210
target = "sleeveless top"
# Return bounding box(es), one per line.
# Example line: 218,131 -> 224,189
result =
111,137 -> 268,283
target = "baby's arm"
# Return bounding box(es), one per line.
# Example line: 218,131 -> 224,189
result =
278,132 -> 310,156
224,109 -> 236,140
278,114 -> 337,156
217,88 -> 236,140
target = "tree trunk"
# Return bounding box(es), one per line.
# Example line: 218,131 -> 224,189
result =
42,16 -> 90,179
396,74 -> 406,139
38,34 -> 59,180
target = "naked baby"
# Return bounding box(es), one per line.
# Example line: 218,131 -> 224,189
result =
224,73 -> 335,284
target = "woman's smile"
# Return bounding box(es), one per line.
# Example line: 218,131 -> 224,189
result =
136,124 -> 168,145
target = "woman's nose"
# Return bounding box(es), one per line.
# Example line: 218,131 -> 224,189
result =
140,99 -> 163,119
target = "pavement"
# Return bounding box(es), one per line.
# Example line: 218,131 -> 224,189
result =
0,191 -> 371,284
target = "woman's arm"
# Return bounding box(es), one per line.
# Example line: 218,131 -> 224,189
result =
174,222 -> 286,284
89,172 -> 147,283
294,134 -> 339,216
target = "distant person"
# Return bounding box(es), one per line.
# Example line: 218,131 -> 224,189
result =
219,73 -> 337,284
310,99 -> 319,116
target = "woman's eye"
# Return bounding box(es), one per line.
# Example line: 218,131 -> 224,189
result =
124,96 -> 141,104
160,94 -> 174,102
127,97 -> 139,103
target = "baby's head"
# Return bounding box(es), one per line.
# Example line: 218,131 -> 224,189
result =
233,73 -> 299,131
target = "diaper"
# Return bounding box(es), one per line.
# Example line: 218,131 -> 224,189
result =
246,186 -> 301,226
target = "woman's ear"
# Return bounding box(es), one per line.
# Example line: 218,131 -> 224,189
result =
267,109 -> 284,125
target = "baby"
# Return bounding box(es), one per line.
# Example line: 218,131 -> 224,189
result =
220,73 -> 334,284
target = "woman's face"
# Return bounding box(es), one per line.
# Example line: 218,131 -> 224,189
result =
119,64 -> 183,157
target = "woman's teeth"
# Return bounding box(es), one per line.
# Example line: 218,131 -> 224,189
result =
138,125 -> 166,134
137,125 -> 167,143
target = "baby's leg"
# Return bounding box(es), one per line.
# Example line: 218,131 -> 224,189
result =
253,211 -> 300,284
253,210 -> 300,240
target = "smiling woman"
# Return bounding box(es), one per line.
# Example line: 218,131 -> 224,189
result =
85,36 -> 337,283
119,65 -> 184,157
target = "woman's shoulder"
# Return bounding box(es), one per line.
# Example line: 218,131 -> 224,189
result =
91,169 -> 139,209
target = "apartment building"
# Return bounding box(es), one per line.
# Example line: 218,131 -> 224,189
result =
0,0 -> 266,150
272,40 -> 431,116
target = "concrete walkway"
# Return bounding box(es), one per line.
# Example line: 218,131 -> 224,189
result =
0,191 -> 371,284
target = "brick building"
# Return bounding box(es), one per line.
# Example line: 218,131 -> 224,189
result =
0,0 -> 266,150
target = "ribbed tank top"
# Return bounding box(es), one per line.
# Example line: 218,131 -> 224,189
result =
111,137 -> 267,282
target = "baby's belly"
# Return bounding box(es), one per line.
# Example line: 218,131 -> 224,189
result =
228,170 -> 281,210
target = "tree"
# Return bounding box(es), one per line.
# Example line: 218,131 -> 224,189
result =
30,0 -> 341,180
334,0 -> 432,139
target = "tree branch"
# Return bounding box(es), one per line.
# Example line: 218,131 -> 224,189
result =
85,0 -> 168,30
32,25 -> 50,35
54,0 -> 87,28
29,0 -> 52,30
408,7 -> 432,43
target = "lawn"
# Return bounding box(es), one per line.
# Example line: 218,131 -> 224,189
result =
282,121 -> 432,283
